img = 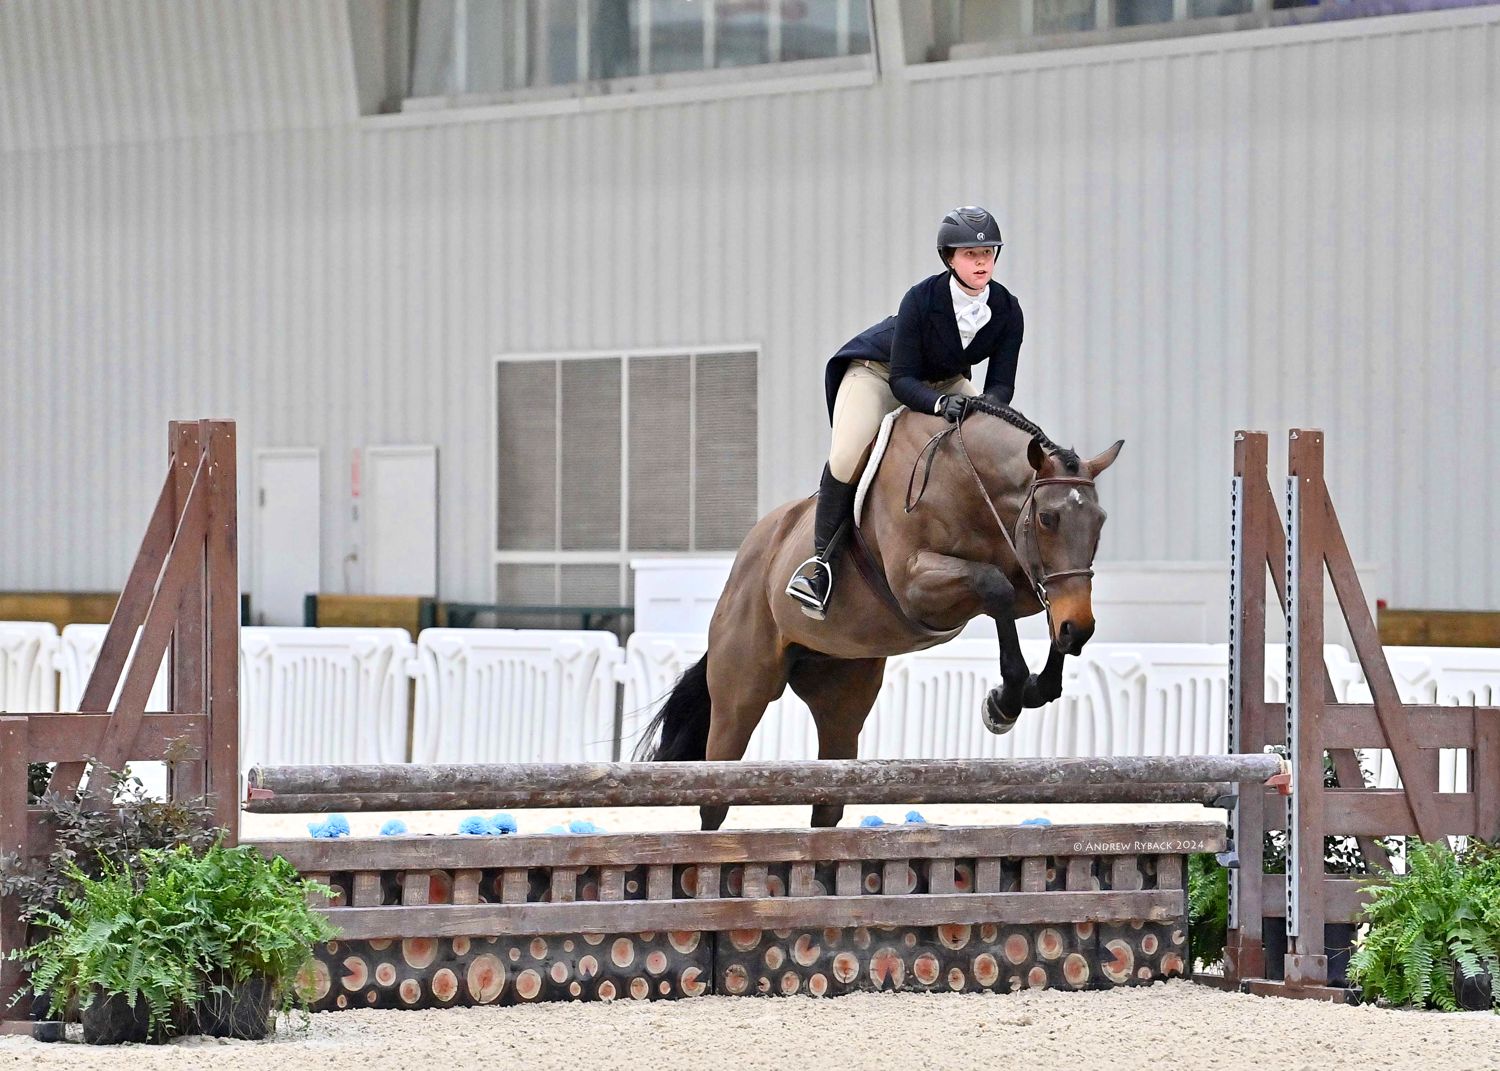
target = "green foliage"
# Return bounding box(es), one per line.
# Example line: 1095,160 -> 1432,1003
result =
1188,853 -> 1229,968
12,841 -> 336,1032
1348,840 -> 1500,1012
0,767 -> 220,922
162,842 -> 337,1000
19,858 -> 202,1034
27,763 -> 49,803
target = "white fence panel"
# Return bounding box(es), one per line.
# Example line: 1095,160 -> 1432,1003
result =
239,626 -> 414,769
1073,644 -> 1230,757
0,621 -> 59,712
412,629 -> 621,763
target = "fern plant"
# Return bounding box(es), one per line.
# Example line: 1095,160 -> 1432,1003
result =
1188,853 -> 1230,968
1349,840 -> 1500,1012
158,842 -> 336,1012
18,858 -> 202,1035
12,841 -> 335,1036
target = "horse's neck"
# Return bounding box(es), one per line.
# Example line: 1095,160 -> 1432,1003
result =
963,421 -> 1038,514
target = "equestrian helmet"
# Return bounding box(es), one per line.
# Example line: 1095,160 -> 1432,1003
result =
937,206 -> 1002,263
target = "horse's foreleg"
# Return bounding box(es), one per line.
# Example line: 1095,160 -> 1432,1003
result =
905,552 -> 1034,733
1021,644 -> 1067,708
983,584 -> 1034,734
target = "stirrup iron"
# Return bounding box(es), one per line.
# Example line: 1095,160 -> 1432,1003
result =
785,556 -> 833,620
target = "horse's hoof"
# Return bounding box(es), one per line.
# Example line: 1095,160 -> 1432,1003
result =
983,688 -> 1021,735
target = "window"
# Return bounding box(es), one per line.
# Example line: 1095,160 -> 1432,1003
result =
910,0 -> 1499,59
494,349 -> 759,607
407,0 -> 873,106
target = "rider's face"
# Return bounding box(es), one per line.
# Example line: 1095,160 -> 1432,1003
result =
951,246 -> 997,293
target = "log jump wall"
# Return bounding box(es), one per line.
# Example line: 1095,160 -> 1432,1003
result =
244,756 -> 1281,1009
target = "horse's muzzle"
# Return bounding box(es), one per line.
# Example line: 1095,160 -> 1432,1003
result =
1056,618 -> 1094,656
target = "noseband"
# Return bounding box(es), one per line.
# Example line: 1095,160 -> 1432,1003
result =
905,417 -> 1095,617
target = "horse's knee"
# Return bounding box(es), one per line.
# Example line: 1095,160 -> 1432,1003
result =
975,570 -> 1016,615
700,805 -> 729,832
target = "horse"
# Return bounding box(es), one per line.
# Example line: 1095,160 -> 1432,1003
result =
635,397 -> 1123,830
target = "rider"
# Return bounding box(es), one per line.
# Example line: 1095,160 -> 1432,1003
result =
785,206 -> 1025,619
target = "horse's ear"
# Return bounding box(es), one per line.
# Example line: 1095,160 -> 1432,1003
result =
1026,436 -> 1047,472
1086,439 -> 1125,478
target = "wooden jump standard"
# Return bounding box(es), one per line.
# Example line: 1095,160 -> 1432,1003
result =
3,423 -> 1497,1028
0,420 -> 239,1036
1221,430 -> 1500,1000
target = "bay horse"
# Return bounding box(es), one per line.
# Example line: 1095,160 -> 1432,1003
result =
635,398 -> 1123,830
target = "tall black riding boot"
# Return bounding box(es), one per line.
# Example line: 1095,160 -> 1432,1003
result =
785,465 -> 857,620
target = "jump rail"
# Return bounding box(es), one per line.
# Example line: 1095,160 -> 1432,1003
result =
244,754 -> 1288,812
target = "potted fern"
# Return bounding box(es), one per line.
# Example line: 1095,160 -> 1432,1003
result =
2,765 -> 220,1026
1349,840 -> 1500,1012
21,858 -> 200,1043
176,842 -> 336,1039
12,839 -> 334,1043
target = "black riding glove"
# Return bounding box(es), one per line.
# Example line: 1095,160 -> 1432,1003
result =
937,394 -> 969,423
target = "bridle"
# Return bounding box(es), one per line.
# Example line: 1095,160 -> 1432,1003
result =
905,416 -> 1096,622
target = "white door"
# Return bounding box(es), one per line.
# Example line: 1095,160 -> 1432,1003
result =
252,450 -> 322,626
364,445 -> 438,596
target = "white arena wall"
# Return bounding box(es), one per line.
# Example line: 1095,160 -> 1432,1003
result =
0,2 -> 1496,617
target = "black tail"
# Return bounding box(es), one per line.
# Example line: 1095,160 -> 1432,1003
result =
632,654 -> 711,762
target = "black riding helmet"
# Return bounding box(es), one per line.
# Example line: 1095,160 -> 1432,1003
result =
937,206 -> 1003,274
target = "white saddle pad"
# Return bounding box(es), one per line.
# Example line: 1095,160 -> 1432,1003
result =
853,407 -> 906,528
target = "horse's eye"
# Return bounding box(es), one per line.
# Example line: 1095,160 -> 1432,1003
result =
1038,511 -> 1059,530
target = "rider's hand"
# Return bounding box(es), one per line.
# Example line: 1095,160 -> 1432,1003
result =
938,394 -> 969,423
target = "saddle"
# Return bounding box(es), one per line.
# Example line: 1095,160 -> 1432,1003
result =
843,409 -> 962,640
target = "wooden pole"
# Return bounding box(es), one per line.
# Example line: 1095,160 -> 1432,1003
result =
1225,430 -> 1270,984
245,755 -> 1288,813
244,780 -> 1252,814
1286,429 -> 1328,986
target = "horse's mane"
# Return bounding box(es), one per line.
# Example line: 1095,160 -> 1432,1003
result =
964,397 -> 1081,475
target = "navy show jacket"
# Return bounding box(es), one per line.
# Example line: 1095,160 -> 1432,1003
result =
821,273 -> 1023,420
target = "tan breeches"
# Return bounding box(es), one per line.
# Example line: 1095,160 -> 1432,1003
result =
827,360 -> 979,483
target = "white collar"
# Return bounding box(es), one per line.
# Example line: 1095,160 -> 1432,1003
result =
949,274 -> 989,308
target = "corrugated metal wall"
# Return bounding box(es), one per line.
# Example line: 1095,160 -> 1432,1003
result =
1,2 -> 1496,610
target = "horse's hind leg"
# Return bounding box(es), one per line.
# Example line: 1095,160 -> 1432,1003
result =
788,655 -> 887,828
699,645 -> 789,832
